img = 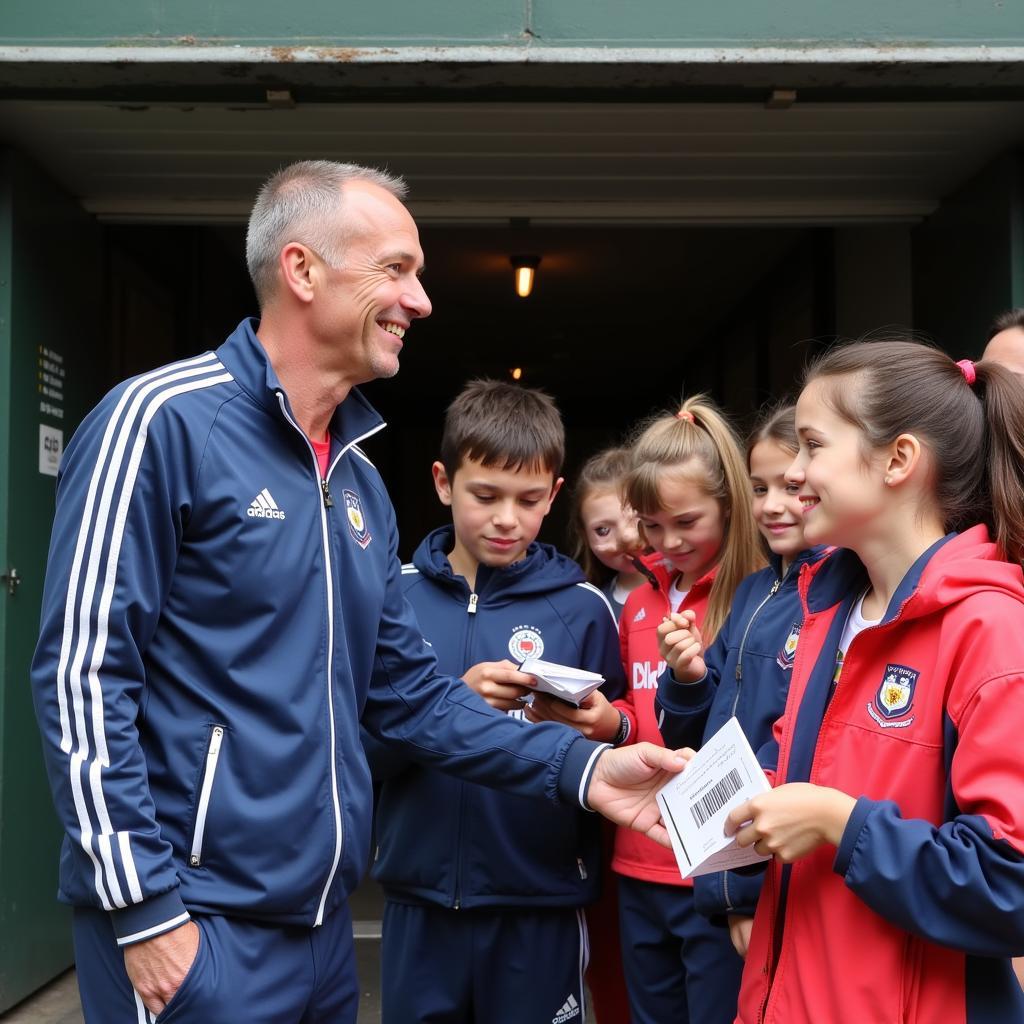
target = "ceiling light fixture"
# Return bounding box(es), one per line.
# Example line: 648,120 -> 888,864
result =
511,254 -> 540,298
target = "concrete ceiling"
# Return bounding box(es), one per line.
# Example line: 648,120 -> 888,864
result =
2,98 -> 1023,223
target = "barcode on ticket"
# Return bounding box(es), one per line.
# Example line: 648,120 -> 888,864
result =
689,768 -> 742,828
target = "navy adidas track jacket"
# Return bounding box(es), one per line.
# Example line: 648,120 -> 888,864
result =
366,526 -> 625,909
30,319 -> 606,947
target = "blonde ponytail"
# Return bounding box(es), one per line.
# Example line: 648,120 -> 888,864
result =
624,396 -> 766,641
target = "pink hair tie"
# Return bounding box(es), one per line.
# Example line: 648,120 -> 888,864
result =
676,410 -> 695,423
956,359 -> 977,386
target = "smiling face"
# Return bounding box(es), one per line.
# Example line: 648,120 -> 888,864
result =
637,464 -> 726,589
788,377 -> 886,552
433,457 -> 562,586
579,486 -> 643,575
309,180 -> 431,383
749,439 -> 806,563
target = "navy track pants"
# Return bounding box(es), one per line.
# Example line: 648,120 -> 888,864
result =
381,900 -> 589,1024
74,902 -> 358,1023
617,875 -> 743,1024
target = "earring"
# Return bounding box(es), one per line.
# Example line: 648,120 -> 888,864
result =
884,475 -> 893,486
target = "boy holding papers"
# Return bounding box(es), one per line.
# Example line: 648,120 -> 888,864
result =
364,379 -> 625,1024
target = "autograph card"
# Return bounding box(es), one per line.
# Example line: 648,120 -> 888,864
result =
656,717 -> 772,878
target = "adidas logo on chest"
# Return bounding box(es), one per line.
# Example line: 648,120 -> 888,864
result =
247,488 -> 286,520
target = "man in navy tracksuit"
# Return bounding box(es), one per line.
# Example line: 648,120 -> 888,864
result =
29,162 -> 685,1023
364,380 -> 626,1024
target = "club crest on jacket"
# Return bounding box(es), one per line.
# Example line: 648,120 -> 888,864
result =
867,663 -> 918,729
344,489 -> 372,549
776,622 -> 801,670
508,626 -> 544,661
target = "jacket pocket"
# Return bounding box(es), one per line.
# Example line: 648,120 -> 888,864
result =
189,725 -> 225,868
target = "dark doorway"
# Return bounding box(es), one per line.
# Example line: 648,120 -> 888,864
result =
101,222 -> 831,557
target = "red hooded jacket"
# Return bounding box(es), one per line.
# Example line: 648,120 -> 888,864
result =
738,527 -> 1024,1024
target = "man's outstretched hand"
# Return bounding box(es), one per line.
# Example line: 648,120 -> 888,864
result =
587,743 -> 693,848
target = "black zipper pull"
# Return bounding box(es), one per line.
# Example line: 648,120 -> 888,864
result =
321,478 -> 334,508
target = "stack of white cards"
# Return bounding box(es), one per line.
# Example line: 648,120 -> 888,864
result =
657,716 -> 772,879
519,658 -> 605,707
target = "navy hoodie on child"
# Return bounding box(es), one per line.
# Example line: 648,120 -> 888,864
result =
365,526 -> 625,909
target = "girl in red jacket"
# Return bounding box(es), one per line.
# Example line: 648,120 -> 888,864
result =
725,340 -> 1024,1023
534,397 -> 765,1024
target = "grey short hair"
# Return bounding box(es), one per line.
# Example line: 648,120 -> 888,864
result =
245,160 -> 408,307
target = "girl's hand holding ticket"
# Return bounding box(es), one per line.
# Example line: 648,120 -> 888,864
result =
725,782 -> 856,863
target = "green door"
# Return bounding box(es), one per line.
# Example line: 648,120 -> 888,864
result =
0,149 -> 101,1009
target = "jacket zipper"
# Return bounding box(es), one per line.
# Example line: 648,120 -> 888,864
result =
759,593 -> 913,1022
735,559 -> 802,685
722,569 -> 789,909
189,725 -> 224,867
454,586 -> 480,909
733,577 -> 782,689
276,393 -> 386,927
812,595 -> 909,774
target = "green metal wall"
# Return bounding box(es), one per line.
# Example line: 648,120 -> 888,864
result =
2,0 -> 1023,47
913,155 -> 1024,357
0,150 -> 100,1010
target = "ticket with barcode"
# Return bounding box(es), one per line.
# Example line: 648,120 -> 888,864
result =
656,716 -> 772,879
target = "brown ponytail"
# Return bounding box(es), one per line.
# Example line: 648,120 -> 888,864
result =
623,396 -> 766,642
973,360 -> 1024,566
747,401 -> 798,462
805,339 -> 1024,567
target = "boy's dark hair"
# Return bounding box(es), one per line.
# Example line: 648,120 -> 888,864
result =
440,379 -> 565,480
989,308 -> 1024,339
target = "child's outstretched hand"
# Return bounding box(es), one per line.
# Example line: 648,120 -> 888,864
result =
525,689 -> 622,742
462,660 -> 536,711
657,610 -> 706,683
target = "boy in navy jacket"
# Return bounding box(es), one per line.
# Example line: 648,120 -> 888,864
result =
364,380 -> 624,1024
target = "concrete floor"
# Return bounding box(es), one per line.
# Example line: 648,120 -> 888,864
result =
0,971 -> 82,1024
